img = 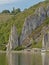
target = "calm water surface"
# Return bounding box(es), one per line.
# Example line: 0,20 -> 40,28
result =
0,52 -> 49,65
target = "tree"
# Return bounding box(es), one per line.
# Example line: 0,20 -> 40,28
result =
24,8 -> 28,11
11,8 -> 21,15
15,8 -> 21,14
2,10 -> 10,13
11,7 -> 15,14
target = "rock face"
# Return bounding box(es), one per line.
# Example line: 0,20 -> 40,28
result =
7,5 -> 49,49
20,6 -> 47,44
42,32 -> 49,49
35,6 -> 46,21
46,6 -> 49,17
6,25 -> 18,51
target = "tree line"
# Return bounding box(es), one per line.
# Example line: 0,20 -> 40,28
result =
1,7 -> 21,15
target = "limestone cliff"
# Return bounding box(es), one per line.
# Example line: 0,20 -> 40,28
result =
6,25 -> 18,50
20,5 -> 49,45
6,5 -> 49,49
47,5 -> 49,17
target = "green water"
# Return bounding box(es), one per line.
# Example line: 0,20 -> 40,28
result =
0,53 -> 7,65
0,52 -> 49,65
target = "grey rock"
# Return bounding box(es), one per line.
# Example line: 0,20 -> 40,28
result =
46,5 -> 49,17
42,32 -> 49,49
6,25 -> 18,51
35,6 -> 46,20
20,6 -> 46,44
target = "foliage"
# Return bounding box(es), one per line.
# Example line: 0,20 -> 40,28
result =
31,40 -> 42,48
14,46 -> 25,51
0,45 -> 6,50
2,10 -> 10,13
11,8 -> 21,15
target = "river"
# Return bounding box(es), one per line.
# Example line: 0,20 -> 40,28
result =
0,51 -> 49,65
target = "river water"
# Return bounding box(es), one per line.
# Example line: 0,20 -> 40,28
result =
0,51 -> 49,65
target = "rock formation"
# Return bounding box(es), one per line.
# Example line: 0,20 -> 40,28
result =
6,25 -> 18,51
42,32 -> 49,49
7,5 -> 49,49
20,6 -> 47,44
46,5 -> 49,17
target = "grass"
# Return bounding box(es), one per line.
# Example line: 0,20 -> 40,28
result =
31,39 -> 42,48
14,46 -> 25,51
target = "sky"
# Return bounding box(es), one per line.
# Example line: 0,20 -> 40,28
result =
0,0 -> 44,12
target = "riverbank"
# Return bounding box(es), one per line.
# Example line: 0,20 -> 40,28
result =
0,48 -> 49,53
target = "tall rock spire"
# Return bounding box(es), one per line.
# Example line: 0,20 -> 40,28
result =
42,32 -> 49,49
6,25 -> 18,51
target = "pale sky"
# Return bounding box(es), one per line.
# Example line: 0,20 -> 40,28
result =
0,0 -> 20,4
0,0 -> 44,12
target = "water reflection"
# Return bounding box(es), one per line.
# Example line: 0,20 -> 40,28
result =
0,53 -> 7,65
6,52 -> 42,65
41,52 -> 49,65
0,52 -> 49,65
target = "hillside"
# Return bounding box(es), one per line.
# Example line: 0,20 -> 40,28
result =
0,1 -> 49,50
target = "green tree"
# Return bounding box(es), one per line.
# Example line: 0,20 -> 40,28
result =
2,10 -> 10,13
24,8 -> 28,11
11,7 -> 15,14
11,8 -> 21,15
